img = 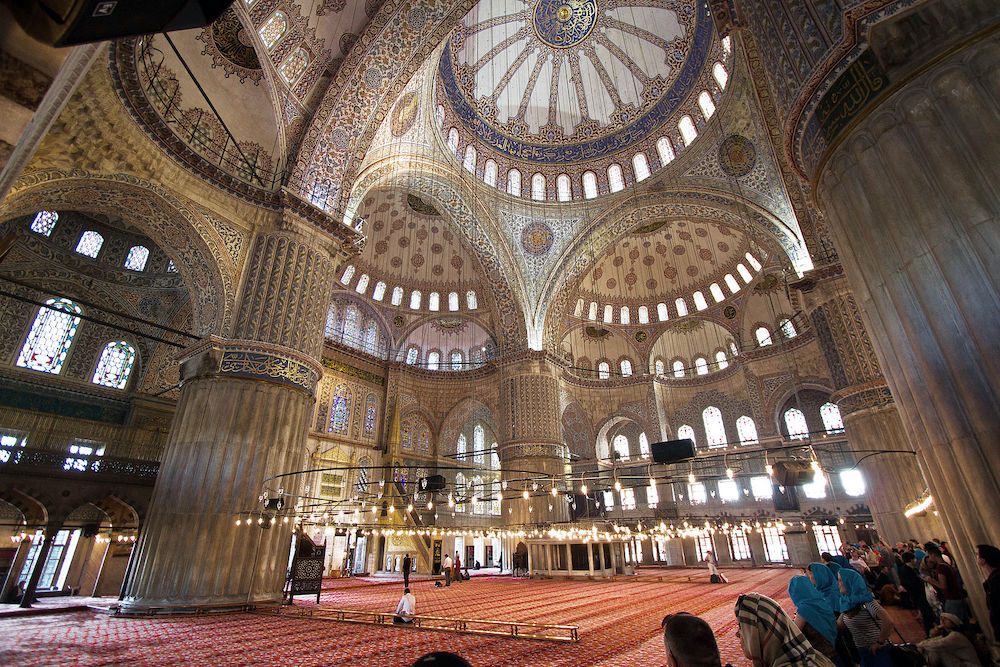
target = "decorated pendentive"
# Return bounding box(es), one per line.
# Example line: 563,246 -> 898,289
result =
390,92 -> 419,137
521,221 -> 555,256
718,134 -> 757,177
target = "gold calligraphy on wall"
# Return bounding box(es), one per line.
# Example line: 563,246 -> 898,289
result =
219,351 -> 318,392
815,50 -> 889,142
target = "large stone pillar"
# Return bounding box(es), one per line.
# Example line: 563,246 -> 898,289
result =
119,204 -> 356,611
815,34 -> 1000,633
497,353 -> 570,526
795,266 -> 944,543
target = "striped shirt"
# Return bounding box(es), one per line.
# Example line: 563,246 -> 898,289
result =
841,600 -> 884,649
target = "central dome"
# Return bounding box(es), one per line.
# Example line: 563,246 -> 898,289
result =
531,0 -> 599,49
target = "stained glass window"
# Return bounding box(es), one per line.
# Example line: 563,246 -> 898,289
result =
598,362 -> 610,379
474,424 -> 485,465
657,302 -> 669,321
713,62 -> 728,89
167,260 -> 178,273
698,91 -> 716,119
451,351 -> 463,370
456,433 -> 466,460
491,479 -> 500,514
582,171 -> 598,199
260,11 -> 288,50
531,173 -> 546,201
654,359 -> 664,376
355,274 -> 369,294
736,416 -> 758,445
30,211 -> 57,236
92,341 -> 136,389
391,286 -> 403,306
466,290 -> 477,310
679,116 -> 697,145
673,360 -> 685,378
677,424 -> 696,446
427,351 -> 440,371
656,136 -> 675,165
484,159 -> 498,187
75,231 -> 104,258
675,297 -> 688,316
603,305 -> 613,323
455,472 -> 466,512
745,252 -> 762,270
695,357 -> 708,375
16,298 -> 82,374
703,406 -> 726,447
64,439 -> 104,472
0,432 -> 27,464
124,245 -> 149,271
620,359 -> 632,377
730,341 -> 739,357
638,305 -> 649,323
428,292 -> 440,311
737,263 -> 753,283
724,273 -> 740,293
401,420 -> 413,449
507,169 -> 521,196
693,291 -> 708,310
688,482 -> 706,504
557,174 -> 571,201
344,306 -> 360,345
324,304 -> 338,338
715,350 -> 728,370
363,394 -> 377,437
490,443 -> 499,469
409,290 -> 421,310
639,432 -> 650,458
364,321 -> 377,354
710,283 -> 725,302
340,265 -> 355,284
416,421 -> 430,452
355,458 -> 371,495
620,306 -> 630,324
780,318 -> 797,338
588,302 -> 598,320
821,402 -> 844,433
405,346 -> 418,364
372,281 -> 386,301
613,434 -> 629,461
784,408 -> 808,439
608,164 -> 624,192
647,480 -> 658,507
447,128 -> 459,153
329,384 -> 351,435
279,47 -> 309,84
463,145 -> 476,172
621,487 -> 636,510
633,153 -> 650,181
756,327 -> 773,347
448,292 -> 458,311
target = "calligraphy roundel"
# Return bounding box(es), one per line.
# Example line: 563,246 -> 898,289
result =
718,134 -> 757,177
390,92 -> 419,137
532,0 -> 598,49
521,222 -> 554,256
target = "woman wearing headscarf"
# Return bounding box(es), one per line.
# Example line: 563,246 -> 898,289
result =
808,562 -> 842,614
734,592 -> 835,667
789,575 -> 839,660
837,568 -> 894,667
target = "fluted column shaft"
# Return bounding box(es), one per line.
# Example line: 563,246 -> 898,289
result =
816,34 -> 1000,635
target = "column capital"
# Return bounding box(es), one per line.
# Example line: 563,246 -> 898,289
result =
178,336 -> 324,397
278,188 -> 365,265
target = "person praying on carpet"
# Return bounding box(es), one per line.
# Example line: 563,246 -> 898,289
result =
393,587 -> 416,624
661,611 -> 732,667
734,592 -> 835,667
917,613 -> 981,667
788,575 -> 839,662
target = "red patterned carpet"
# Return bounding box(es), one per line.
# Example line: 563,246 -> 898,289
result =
0,567 -> 843,666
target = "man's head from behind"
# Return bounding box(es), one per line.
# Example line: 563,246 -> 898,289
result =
662,612 -> 722,667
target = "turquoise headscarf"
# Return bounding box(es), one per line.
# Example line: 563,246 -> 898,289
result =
789,575 -> 838,645
809,562 -> 841,613
825,560 -> 841,579
838,567 -> 873,611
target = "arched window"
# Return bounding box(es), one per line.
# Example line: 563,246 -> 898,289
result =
340,265 -> 355,284
715,350 -> 728,370
779,318 -> 797,338
463,145 -> 476,172
608,164 -> 625,192
30,211 -> 57,236
455,472 -> 466,512
695,357 -> 709,375
654,359 -> 664,376
451,351 -> 463,370
693,291 -> 708,310
466,290 -> 477,309
409,290 -> 421,310
657,302 -> 669,321
474,424 -> 485,465
598,361 -> 610,380
427,351 -> 440,371
124,245 -> 149,271
639,432 -> 650,459
91,341 -> 136,389
839,470 -> 865,496
722,35 -> 732,53
436,104 -> 444,127
821,402 -> 844,433
75,231 -> 104,258
507,169 -> 521,196
17,298 -> 82,374
603,305 -> 613,323
755,327 -> 773,347
372,281 -> 386,301
355,457 -> 372,493
745,251 -> 762,270
259,11 -> 288,50
713,62 -> 729,89
679,116 -> 697,145
613,434 -> 630,461
405,346 -> 419,364
588,302 -> 598,320
710,283 -> 725,303
476,160 -> 495,190
724,273 -> 740,294
279,47 -> 309,84
447,291 -> 458,311
428,292 -> 440,311
491,479 -> 501,514
355,274 -> 369,294
582,171 -> 598,199
620,306 -> 630,324
677,424 -> 696,446
531,173 -> 546,200
736,416 -> 758,445
737,263 -> 753,283
490,443 -> 499,470
729,341 -> 739,357
620,359 -> 632,377
698,91 -> 716,119
364,321 -> 377,354
656,136 -> 675,165
473,476 -> 485,514
324,304 -> 338,338
703,407 -> 726,447
637,305 -> 649,324
329,384 -> 351,434
391,286 -> 403,306
672,360 -> 685,378
556,173 -> 571,201
784,408 -> 809,439
456,434 -> 467,460
647,479 -> 659,507
574,299 -> 584,317
675,297 -> 688,317
447,128 -> 459,153
632,153 -> 650,181
344,305 -> 361,344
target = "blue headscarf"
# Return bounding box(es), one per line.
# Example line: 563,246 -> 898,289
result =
838,567 -> 873,610
789,575 -> 838,645
809,562 -> 841,613
825,559 -> 841,579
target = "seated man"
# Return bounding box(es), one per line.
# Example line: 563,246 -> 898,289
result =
918,613 -> 980,667
393,587 -> 416,624
662,611 -> 731,667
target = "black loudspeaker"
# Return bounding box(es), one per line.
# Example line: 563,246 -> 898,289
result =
418,475 -> 446,492
4,0 -> 233,47
82,523 -> 100,538
264,498 -> 284,511
772,482 -> 800,511
772,461 -> 813,487
650,438 -> 696,464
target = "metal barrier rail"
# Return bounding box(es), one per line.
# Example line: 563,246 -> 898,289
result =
266,606 -> 580,642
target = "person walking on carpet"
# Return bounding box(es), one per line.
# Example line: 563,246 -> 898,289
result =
705,550 -> 727,583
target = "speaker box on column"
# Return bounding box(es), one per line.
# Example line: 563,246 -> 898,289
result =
650,438 -> 696,463
771,461 -> 813,487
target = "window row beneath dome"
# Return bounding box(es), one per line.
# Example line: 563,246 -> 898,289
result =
339,265 -> 477,311
30,211 -> 176,273
573,252 -> 761,324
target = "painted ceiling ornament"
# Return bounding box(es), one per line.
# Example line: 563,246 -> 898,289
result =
532,0 -> 599,49
585,326 -> 610,339
197,8 -> 264,85
634,330 -> 648,343
723,305 -> 737,319
633,218 -> 669,235
718,134 -> 757,177
406,194 -> 441,216
674,319 -> 705,333
753,273 -> 781,293
390,92 -> 419,137
521,221 -> 555,256
392,315 -> 405,328
433,318 -> 468,334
